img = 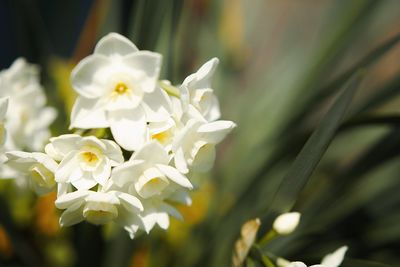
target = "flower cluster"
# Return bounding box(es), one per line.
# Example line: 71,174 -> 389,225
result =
5,33 -> 236,238
0,58 -> 57,179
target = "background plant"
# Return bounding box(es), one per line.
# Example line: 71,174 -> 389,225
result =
0,0 -> 399,267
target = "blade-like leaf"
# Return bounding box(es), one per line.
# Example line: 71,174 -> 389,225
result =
287,32 -> 400,133
342,259 -> 393,267
318,32 -> 400,100
266,72 -> 363,212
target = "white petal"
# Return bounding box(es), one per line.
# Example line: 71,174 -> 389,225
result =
102,139 -> 124,165
155,212 -> 170,229
168,190 -> 192,205
0,97 -> 9,120
85,191 -> 119,204
194,57 -> 219,88
55,190 -> 90,209
93,162 -> 111,186
123,51 -> 162,93
204,95 -> 221,121
71,175 -> 98,190
94,32 -> 139,56
190,142 -> 216,172
59,203 -> 85,227
156,164 -> 192,189
49,134 -> 81,158
80,136 -> 107,150
173,147 -> 189,174
71,54 -> 110,98
55,152 -> 79,182
132,141 -> 169,165
111,160 -> 145,186
116,192 -> 143,212
198,120 -> 236,144
70,97 -> 109,129
142,87 -> 172,121
5,151 -> 36,172
321,246 -> 348,267
287,263 -> 307,267
108,108 -> 147,151
160,202 -> 183,221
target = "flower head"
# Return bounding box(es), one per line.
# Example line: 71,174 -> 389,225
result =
5,151 -> 58,194
45,134 -> 123,190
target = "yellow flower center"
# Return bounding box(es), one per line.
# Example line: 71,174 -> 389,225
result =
113,82 -> 130,95
151,131 -> 170,144
81,151 -> 98,163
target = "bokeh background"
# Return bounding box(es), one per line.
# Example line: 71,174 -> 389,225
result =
0,0 -> 400,266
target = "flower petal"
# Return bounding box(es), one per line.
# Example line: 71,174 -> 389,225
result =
55,151 -> 79,182
59,203 -> 85,227
49,134 -> 81,159
108,108 -> 147,151
123,51 -> 162,93
156,164 -> 193,189
321,246 -> 348,267
93,161 -> 111,186
173,147 -> 189,174
102,139 -> 124,165
111,160 -> 145,186
116,192 -> 143,212
71,54 -> 110,98
132,141 -> 169,165
71,175 -> 98,190
197,120 -> 236,144
70,96 -> 109,129
55,190 -> 90,209
94,32 -> 139,56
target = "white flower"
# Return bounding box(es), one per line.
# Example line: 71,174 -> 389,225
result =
112,141 -> 193,198
55,184 -> 143,230
5,151 -> 58,194
0,58 -> 57,151
273,212 -> 301,235
0,97 -> 9,146
136,197 -> 184,234
281,246 -> 348,267
180,58 -> 221,122
70,32 -> 172,151
320,246 -> 348,267
45,134 -> 123,190
172,119 -> 236,173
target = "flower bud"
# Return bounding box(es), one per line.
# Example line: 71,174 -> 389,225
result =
273,212 -> 301,235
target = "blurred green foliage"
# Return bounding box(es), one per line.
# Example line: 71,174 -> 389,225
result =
0,0 -> 400,266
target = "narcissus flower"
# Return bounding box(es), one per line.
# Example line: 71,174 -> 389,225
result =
55,183 -> 143,228
70,32 -> 170,151
112,141 -> 193,198
45,134 -> 123,190
180,58 -> 221,122
0,58 -> 57,151
172,119 -> 236,173
5,151 -> 58,194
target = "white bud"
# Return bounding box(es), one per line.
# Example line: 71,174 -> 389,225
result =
273,212 -> 301,235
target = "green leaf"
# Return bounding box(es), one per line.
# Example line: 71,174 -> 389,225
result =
342,259 -> 393,267
353,75 -> 400,114
266,72 -> 363,212
318,32 -> 400,100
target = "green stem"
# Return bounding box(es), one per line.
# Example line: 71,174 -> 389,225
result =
258,230 -> 278,247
